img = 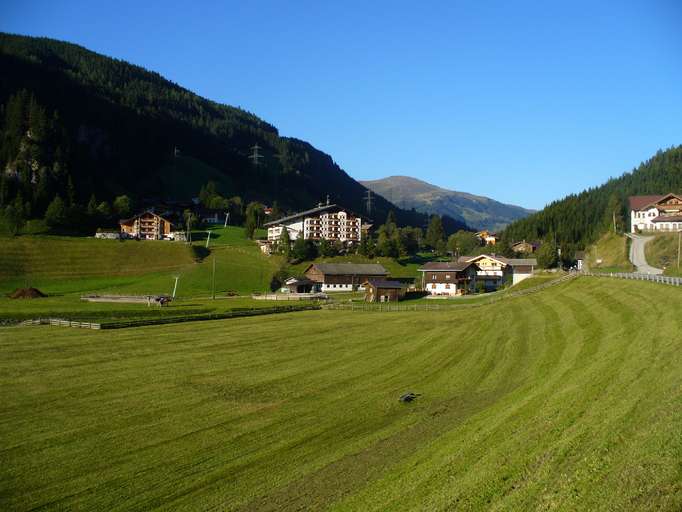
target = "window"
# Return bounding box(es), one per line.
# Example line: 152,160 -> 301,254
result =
432,274 -> 437,280
445,274 -> 451,279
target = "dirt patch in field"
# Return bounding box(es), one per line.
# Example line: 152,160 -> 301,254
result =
8,287 -> 47,299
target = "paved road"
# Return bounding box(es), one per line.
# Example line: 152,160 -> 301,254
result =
626,234 -> 664,275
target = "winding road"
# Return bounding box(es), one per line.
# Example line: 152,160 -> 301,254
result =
626,233 -> 664,275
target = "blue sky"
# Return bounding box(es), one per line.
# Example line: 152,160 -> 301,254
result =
2,1 -> 681,209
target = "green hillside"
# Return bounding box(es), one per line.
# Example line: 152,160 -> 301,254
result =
0,227 -> 278,296
0,33 -> 466,233
502,145 -> 682,250
586,232 -> 634,273
2,278 -> 682,510
645,233 -> 682,276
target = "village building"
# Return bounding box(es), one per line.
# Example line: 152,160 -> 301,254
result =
574,251 -> 585,271
419,254 -> 537,296
629,193 -> 682,233
363,280 -> 406,302
304,263 -> 389,292
119,211 -> 174,240
511,240 -> 540,254
264,203 -> 363,245
475,230 -> 498,246
282,277 -> 315,293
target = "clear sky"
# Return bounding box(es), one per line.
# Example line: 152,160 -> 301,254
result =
2,1 -> 681,209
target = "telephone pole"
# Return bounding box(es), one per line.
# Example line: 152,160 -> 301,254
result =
211,257 -> 216,300
677,229 -> 681,269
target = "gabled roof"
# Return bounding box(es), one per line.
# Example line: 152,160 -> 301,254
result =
284,277 -> 315,285
628,193 -> 682,211
458,254 -> 537,267
263,204 -> 362,227
364,279 -> 405,289
119,211 -> 170,225
306,263 -> 389,275
418,261 -> 472,272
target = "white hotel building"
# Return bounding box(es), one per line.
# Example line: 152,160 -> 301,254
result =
264,203 -> 363,245
629,193 -> 682,233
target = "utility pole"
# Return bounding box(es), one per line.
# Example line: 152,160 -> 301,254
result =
224,212 -> 230,228
211,257 -> 216,299
613,210 -> 617,233
205,230 -> 212,248
172,276 -> 179,299
677,229 -> 681,269
249,144 -> 264,166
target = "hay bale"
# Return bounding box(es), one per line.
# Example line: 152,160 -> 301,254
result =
8,287 -> 47,299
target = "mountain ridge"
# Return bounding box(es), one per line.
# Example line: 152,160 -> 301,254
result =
361,175 -> 534,232
0,33 -> 469,233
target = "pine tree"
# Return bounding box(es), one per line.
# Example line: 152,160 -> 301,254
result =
45,195 -> 67,228
279,227 -> 291,258
425,215 -> 445,250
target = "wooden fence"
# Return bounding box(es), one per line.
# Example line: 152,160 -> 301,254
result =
19,305 -> 321,330
21,318 -> 102,329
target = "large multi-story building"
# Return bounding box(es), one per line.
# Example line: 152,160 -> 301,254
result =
264,204 -> 363,244
119,211 -> 174,240
629,193 -> 682,233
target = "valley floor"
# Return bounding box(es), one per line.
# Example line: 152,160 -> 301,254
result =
1,278 -> 681,511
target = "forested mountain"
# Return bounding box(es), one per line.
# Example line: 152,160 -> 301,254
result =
361,175 -> 533,232
0,33 -> 467,232
501,145 -> 682,250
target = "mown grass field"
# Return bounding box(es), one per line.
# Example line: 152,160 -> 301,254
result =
2,277 -> 682,511
645,233 -> 682,277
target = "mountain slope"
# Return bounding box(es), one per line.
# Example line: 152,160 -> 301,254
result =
0,33 -> 467,233
501,145 -> 682,249
361,176 -> 533,231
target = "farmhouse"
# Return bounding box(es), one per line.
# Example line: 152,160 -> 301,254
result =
363,280 -> 406,302
119,211 -> 174,240
511,240 -> 540,254
264,203 -> 363,245
419,254 -> 537,296
282,277 -> 315,293
304,263 -> 388,292
475,230 -> 498,246
629,193 -> 682,233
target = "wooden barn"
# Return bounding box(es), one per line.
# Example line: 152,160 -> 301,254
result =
363,280 -> 406,302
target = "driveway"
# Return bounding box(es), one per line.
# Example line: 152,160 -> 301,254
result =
626,234 -> 664,275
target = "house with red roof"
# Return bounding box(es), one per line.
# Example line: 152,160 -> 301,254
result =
629,193 -> 682,233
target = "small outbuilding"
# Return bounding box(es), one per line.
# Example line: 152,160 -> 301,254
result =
363,280 -> 406,302
283,277 -> 316,293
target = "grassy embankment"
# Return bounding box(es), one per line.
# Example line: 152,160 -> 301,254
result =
0,227 -> 292,323
586,231 -> 634,273
2,277 -> 682,510
645,233 -> 682,277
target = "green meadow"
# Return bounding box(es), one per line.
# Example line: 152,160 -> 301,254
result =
2,277 -> 682,511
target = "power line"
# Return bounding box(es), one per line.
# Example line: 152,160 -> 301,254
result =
249,144 -> 264,166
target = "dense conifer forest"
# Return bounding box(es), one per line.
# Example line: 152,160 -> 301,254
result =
0,33 -> 467,233
501,145 -> 682,252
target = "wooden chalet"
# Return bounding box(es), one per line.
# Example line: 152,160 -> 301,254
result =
419,254 -> 537,296
304,263 -> 389,292
511,240 -> 540,254
363,280 -> 406,302
283,277 -> 315,293
119,211 -> 173,240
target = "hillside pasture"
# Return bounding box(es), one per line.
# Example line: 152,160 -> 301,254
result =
586,232 -> 634,272
2,278 -> 682,510
0,227 -> 278,296
645,233 -> 682,276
